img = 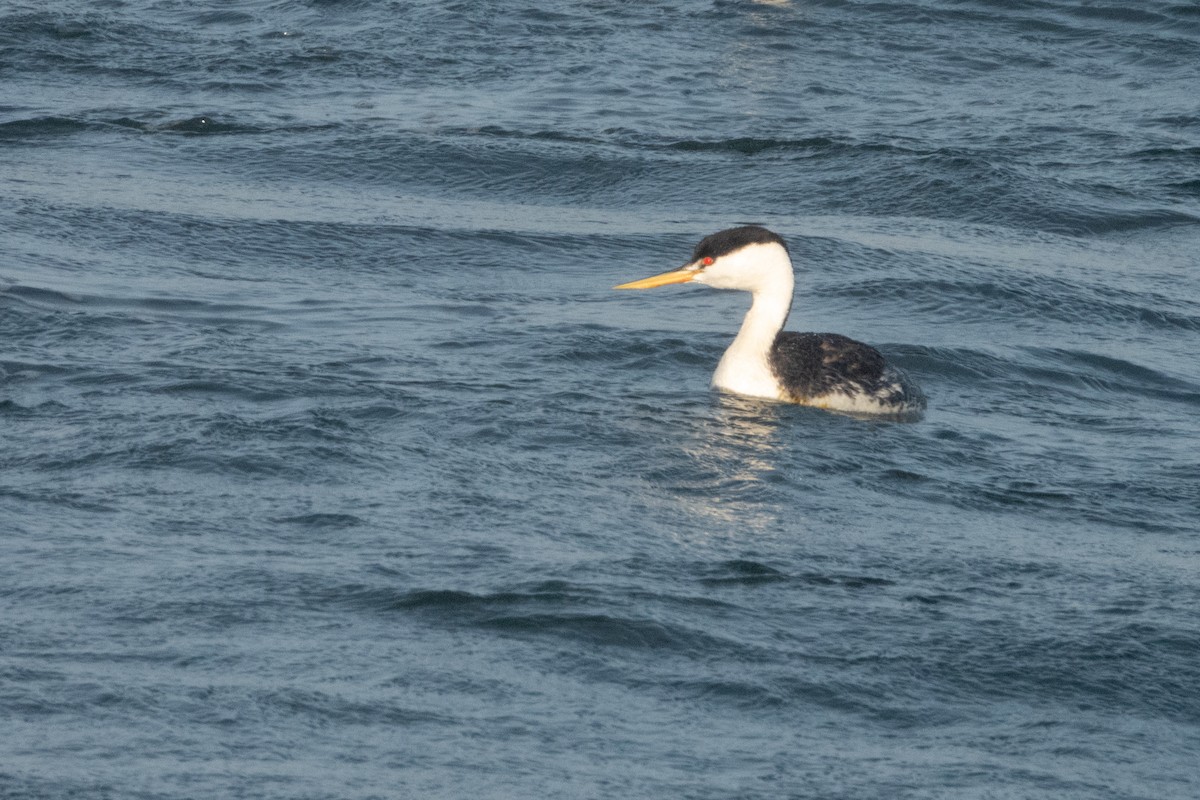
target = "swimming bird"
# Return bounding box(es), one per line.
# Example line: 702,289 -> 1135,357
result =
615,225 -> 925,416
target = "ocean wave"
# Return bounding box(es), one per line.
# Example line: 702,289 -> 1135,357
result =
832,275 -> 1200,333
902,342 -> 1200,406
698,559 -> 895,589
0,115 -> 95,139
331,583 -> 752,655
0,112 -> 340,142
665,136 -> 900,157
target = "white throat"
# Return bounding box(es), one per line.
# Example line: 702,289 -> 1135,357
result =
698,243 -> 794,400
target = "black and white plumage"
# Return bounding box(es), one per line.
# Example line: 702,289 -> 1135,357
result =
615,225 -> 925,416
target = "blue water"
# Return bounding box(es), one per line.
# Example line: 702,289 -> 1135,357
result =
3,1 -> 1200,797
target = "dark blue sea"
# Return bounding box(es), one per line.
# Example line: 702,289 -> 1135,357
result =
3,1 -> 1200,797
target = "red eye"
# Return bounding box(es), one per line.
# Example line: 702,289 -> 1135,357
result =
702,256 -> 714,266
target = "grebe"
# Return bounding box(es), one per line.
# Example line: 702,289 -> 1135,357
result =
615,225 -> 925,416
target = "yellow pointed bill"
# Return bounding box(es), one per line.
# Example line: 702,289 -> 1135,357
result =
613,266 -> 698,290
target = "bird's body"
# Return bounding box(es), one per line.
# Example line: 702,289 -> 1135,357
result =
615,226 -> 925,416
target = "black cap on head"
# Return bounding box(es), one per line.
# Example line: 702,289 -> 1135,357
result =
691,225 -> 788,262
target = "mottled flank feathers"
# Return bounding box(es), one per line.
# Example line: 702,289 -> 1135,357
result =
768,332 -> 926,414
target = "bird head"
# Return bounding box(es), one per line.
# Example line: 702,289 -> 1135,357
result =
615,225 -> 792,294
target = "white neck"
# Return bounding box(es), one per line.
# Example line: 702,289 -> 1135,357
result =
702,245 -> 794,399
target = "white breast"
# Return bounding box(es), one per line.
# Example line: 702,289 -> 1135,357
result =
711,343 -> 784,400
690,240 -> 796,402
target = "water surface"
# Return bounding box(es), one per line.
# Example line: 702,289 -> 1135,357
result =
3,1 -> 1200,797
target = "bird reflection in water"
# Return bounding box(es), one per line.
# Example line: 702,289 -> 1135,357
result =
668,394 -> 793,535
